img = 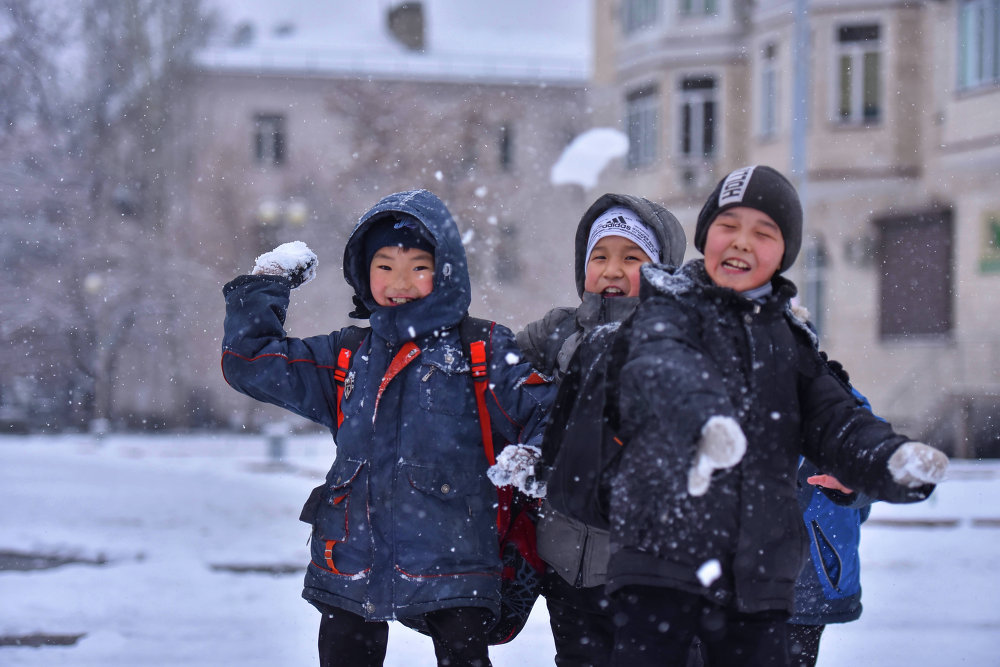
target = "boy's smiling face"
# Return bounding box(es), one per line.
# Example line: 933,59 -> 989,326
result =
584,235 -> 652,298
369,245 -> 435,306
704,206 -> 785,292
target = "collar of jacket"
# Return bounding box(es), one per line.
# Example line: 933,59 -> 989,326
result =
577,291 -> 639,333
639,260 -> 798,312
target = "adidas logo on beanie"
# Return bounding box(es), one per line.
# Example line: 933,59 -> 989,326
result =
694,165 -> 803,273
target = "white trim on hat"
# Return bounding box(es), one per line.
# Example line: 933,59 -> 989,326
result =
585,206 -> 661,264
718,165 -> 757,208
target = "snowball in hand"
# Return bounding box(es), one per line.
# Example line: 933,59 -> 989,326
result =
889,442 -> 948,488
688,416 -> 747,497
251,241 -> 318,288
487,444 -> 546,498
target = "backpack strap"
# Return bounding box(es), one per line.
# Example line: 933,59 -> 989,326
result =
335,326 -> 370,429
459,316 -> 497,464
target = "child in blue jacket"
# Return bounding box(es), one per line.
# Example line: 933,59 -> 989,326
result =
222,189 -> 554,667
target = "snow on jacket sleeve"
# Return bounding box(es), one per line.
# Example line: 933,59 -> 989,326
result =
485,322 -> 556,451
515,306 -> 577,378
796,348 -> 935,504
618,293 -> 735,454
221,274 -> 340,428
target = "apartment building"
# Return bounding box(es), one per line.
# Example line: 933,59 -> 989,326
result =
590,0 -> 1000,455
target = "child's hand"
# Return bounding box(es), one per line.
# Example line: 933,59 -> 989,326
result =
688,416 -> 747,496
487,444 -> 547,498
888,442 -> 949,488
251,241 -> 318,288
807,474 -> 853,494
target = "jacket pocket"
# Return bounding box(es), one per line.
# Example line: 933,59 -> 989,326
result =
417,359 -> 475,416
309,459 -> 369,576
537,504 -> 608,587
810,520 -> 844,591
395,463 -> 494,575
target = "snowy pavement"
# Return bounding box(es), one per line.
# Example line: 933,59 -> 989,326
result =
1,434 -> 998,666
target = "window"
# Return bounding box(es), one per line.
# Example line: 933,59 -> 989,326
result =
680,0 -> 717,16
835,24 -> 881,124
803,237 -> 829,338
679,76 -> 716,158
623,0 -> 658,34
254,114 -> 285,166
959,0 -> 1000,89
499,124 -> 513,171
875,207 -> 953,339
760,42 -> 779,139
625,86 -> 658,168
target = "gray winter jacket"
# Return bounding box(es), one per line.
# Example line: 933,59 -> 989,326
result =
516,193 -> 686,588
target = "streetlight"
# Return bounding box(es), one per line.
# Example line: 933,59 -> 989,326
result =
256,198 -> 308,249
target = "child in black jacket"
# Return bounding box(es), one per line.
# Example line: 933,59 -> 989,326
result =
509,194 -> 686,666
605,166 -> 948,666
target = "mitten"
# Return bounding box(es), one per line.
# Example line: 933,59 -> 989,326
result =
888,442 -> 949,488
688,416 -> 747,496
487,444 -> 547,498
250,241 -> 318,288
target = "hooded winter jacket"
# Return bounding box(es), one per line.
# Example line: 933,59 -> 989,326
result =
515,193 -> 685,587
516,193 -> 687,382
607,260 -> 936,614
222,189 -> 554,622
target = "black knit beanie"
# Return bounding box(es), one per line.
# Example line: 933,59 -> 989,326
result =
694,165 -> 803,273
363,214 -> 435,267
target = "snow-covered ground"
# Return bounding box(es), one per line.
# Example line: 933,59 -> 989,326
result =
2,433 -> 998,666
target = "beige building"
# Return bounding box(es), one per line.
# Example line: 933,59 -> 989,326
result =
172,2 -> 593,428
589,0 -> 1000,455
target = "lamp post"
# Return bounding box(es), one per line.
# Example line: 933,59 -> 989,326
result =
83,272 -> 110,442
253,199 -> 308,463
256,198 -> 308,250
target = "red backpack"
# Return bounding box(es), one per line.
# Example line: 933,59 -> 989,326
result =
334,316 -> 545,644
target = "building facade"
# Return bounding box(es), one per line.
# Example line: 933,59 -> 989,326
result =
590,0 -> 1000,455
169,3 -> 593,428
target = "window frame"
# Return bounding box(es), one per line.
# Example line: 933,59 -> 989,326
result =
759,42 -> 779,139
832,23 -> 882,125
625,86 -> 659,169
679,0 -> 718,17
677,75 -> 717,160
958,0 -> 1000,90
253,113 -> 286,166
622,0 -> 659,35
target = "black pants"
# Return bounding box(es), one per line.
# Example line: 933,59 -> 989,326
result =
543,571 -> 616,667
610,586 -> 790,667
317,604 -> 493,667
786,624 -> 824,667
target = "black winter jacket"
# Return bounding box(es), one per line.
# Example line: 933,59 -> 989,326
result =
607,260 -> 935,614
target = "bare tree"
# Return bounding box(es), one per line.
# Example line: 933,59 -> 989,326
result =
0,0 -> 215,431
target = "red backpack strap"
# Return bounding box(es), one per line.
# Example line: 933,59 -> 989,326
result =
335,326 -> 369,429
460,317 -> 497,465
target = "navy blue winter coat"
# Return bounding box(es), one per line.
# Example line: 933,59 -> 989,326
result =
222,189 -> 554,622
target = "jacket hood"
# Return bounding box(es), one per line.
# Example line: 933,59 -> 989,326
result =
343,189 -> 471,344
573,193 -> 687,298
